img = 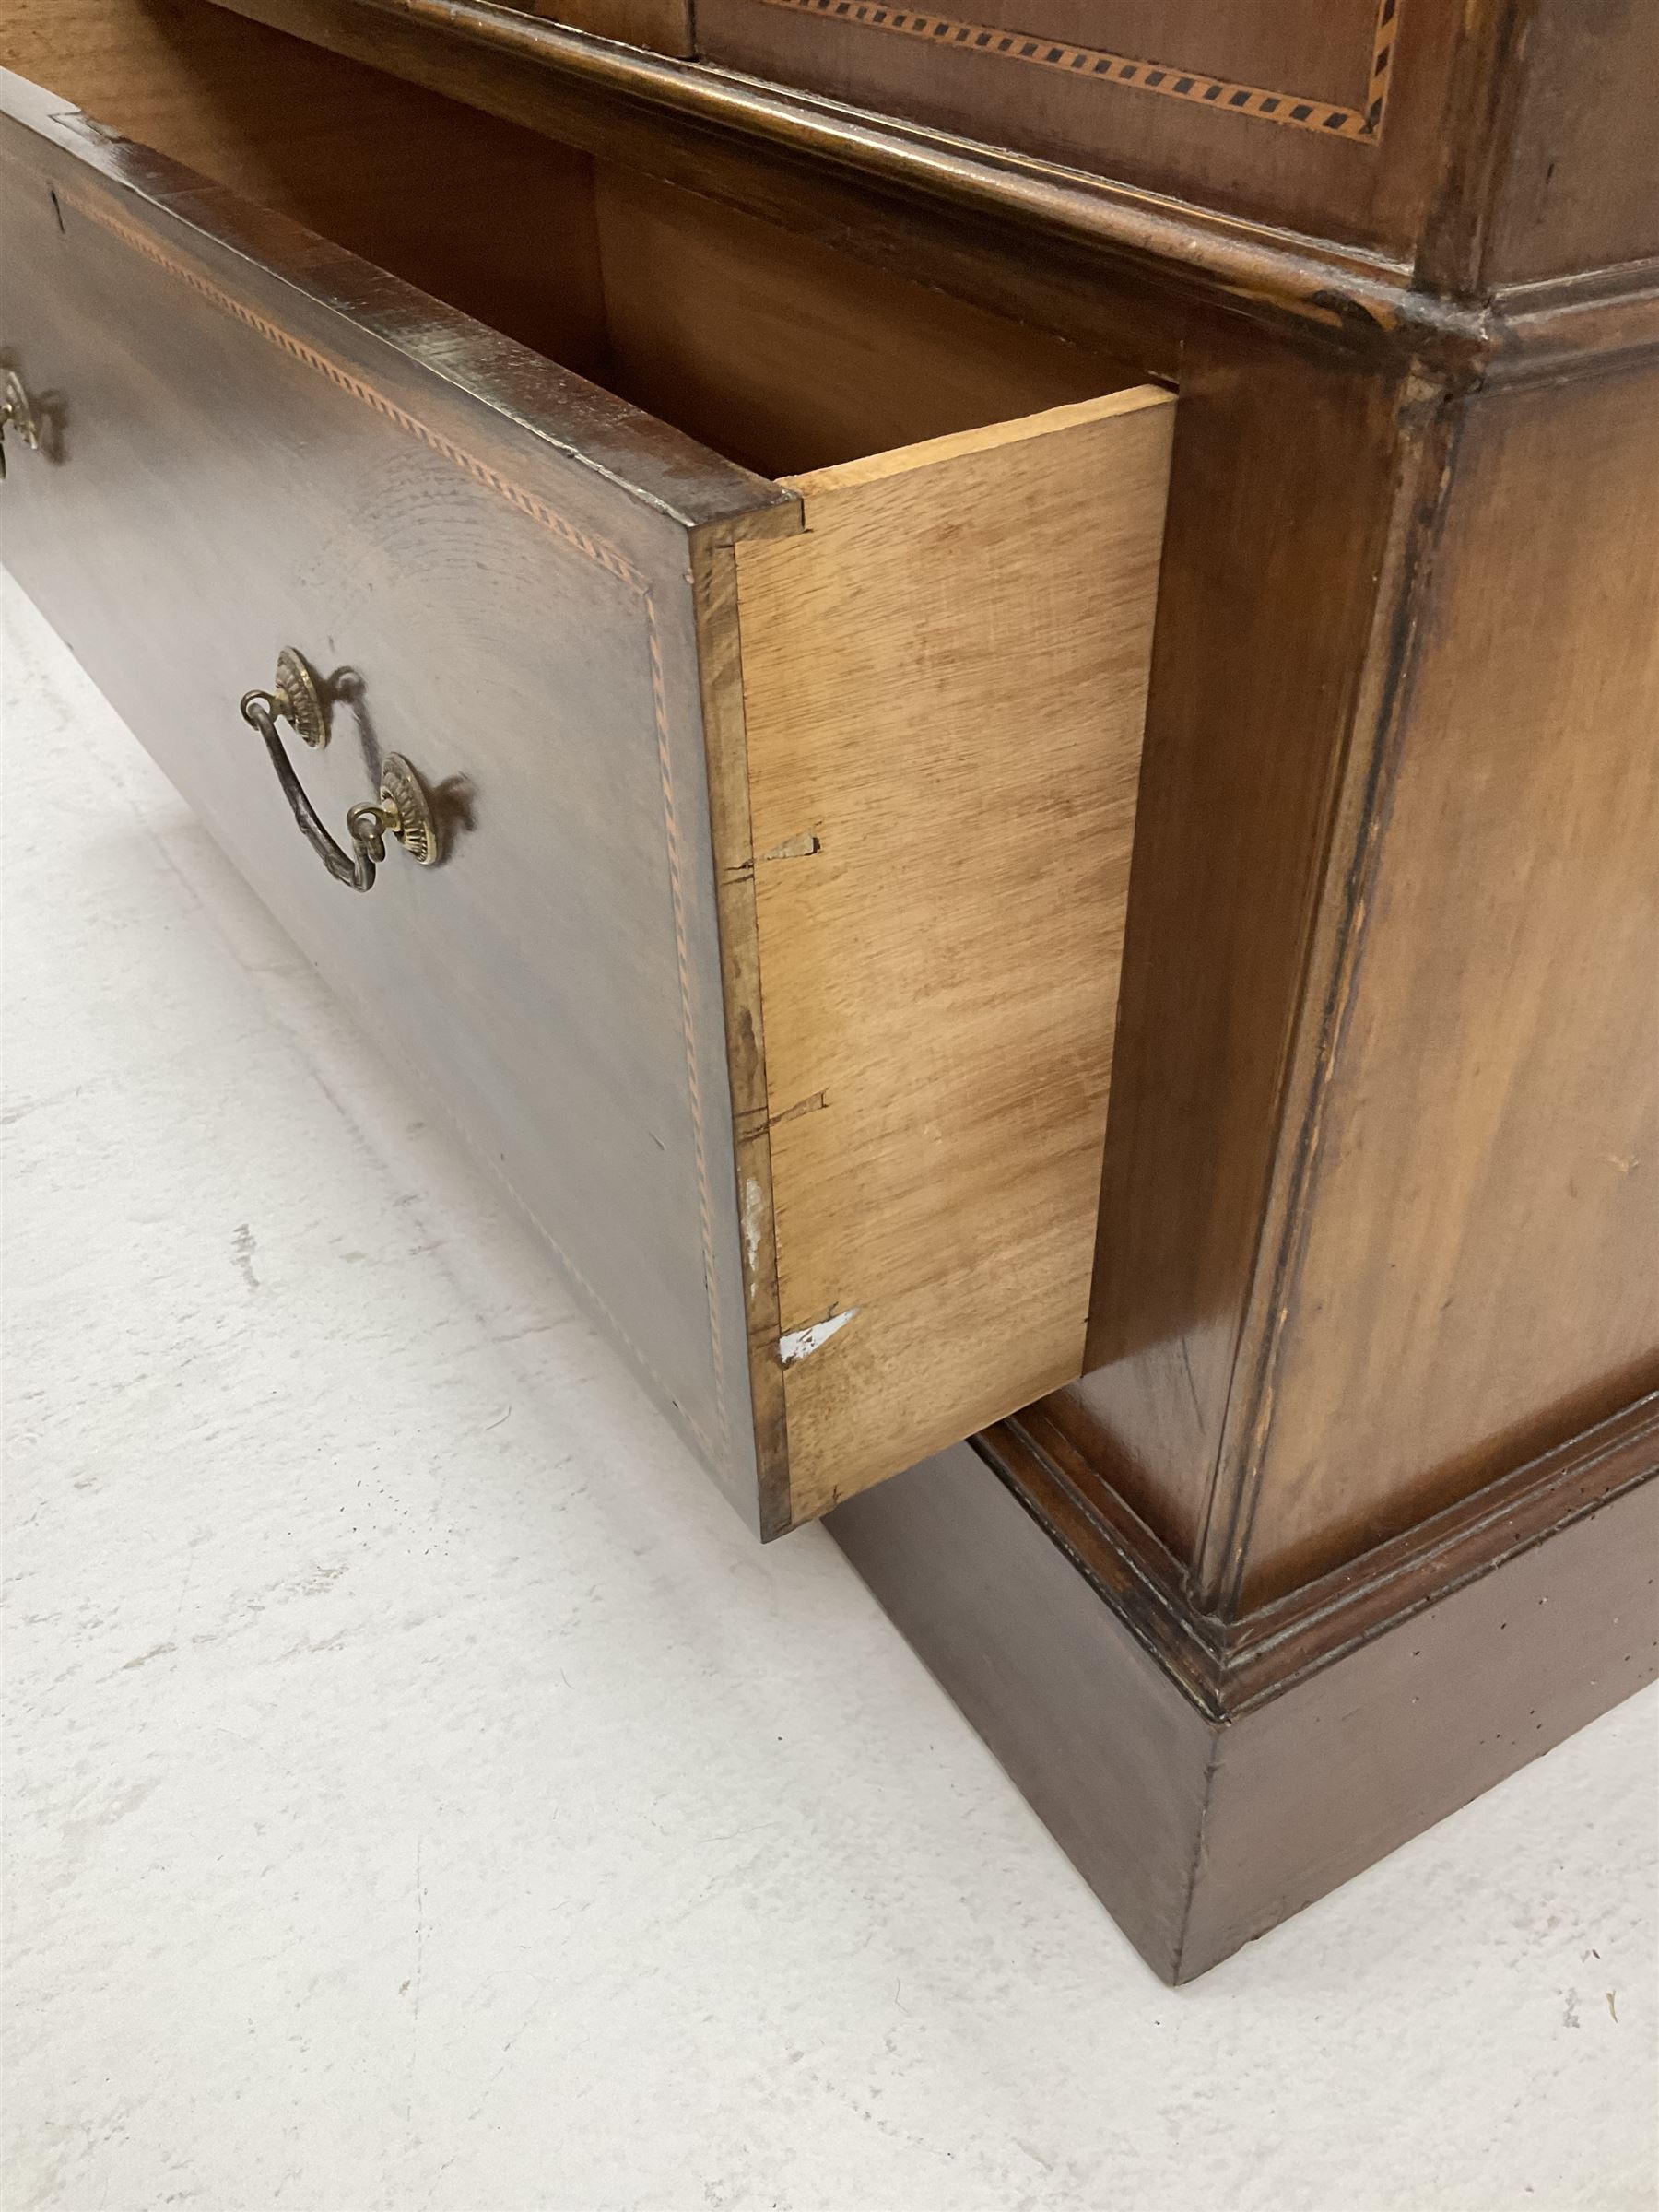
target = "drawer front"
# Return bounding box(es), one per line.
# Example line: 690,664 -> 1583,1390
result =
0,78 -> 791,1525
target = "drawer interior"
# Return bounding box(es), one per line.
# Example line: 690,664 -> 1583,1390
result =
4,0 -> 1141,476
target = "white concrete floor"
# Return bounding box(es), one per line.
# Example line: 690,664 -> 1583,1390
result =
2,561 -> 1655,2212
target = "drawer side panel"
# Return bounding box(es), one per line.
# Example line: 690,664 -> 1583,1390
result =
734,389 -> 1174,1520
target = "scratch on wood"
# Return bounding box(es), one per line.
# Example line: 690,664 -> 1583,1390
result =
779,1309 -> 859,1366
771,1090 -> 828,1128
742,1175 -> 766,1280
720,830 -> 818,880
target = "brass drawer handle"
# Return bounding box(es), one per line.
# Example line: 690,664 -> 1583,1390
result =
0,368 -> 41,478
240,648 -> 441,893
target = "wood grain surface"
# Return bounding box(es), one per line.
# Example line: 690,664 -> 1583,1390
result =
591,166 -> 1138,478
735,392 -> 1173,1516
1060,336 -> 1413,1562
1482,0 -> 1659,284
1232,359 -> 1659,1604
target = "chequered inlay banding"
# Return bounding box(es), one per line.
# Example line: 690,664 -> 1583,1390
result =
749,0 -> 1400,140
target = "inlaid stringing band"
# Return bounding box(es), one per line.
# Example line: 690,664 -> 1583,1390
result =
747,0 -> 1399,141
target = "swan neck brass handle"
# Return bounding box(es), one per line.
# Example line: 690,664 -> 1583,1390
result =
0,368 -> 41,480
240,648 -> 441,893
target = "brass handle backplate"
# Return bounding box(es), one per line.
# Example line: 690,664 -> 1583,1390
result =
240,648 -> 441,893
0,368 -> 41,479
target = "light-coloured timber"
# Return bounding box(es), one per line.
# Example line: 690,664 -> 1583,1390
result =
731,390 -> 1174,1517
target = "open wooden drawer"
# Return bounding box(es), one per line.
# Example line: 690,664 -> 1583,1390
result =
0,51 -> 1171,1536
